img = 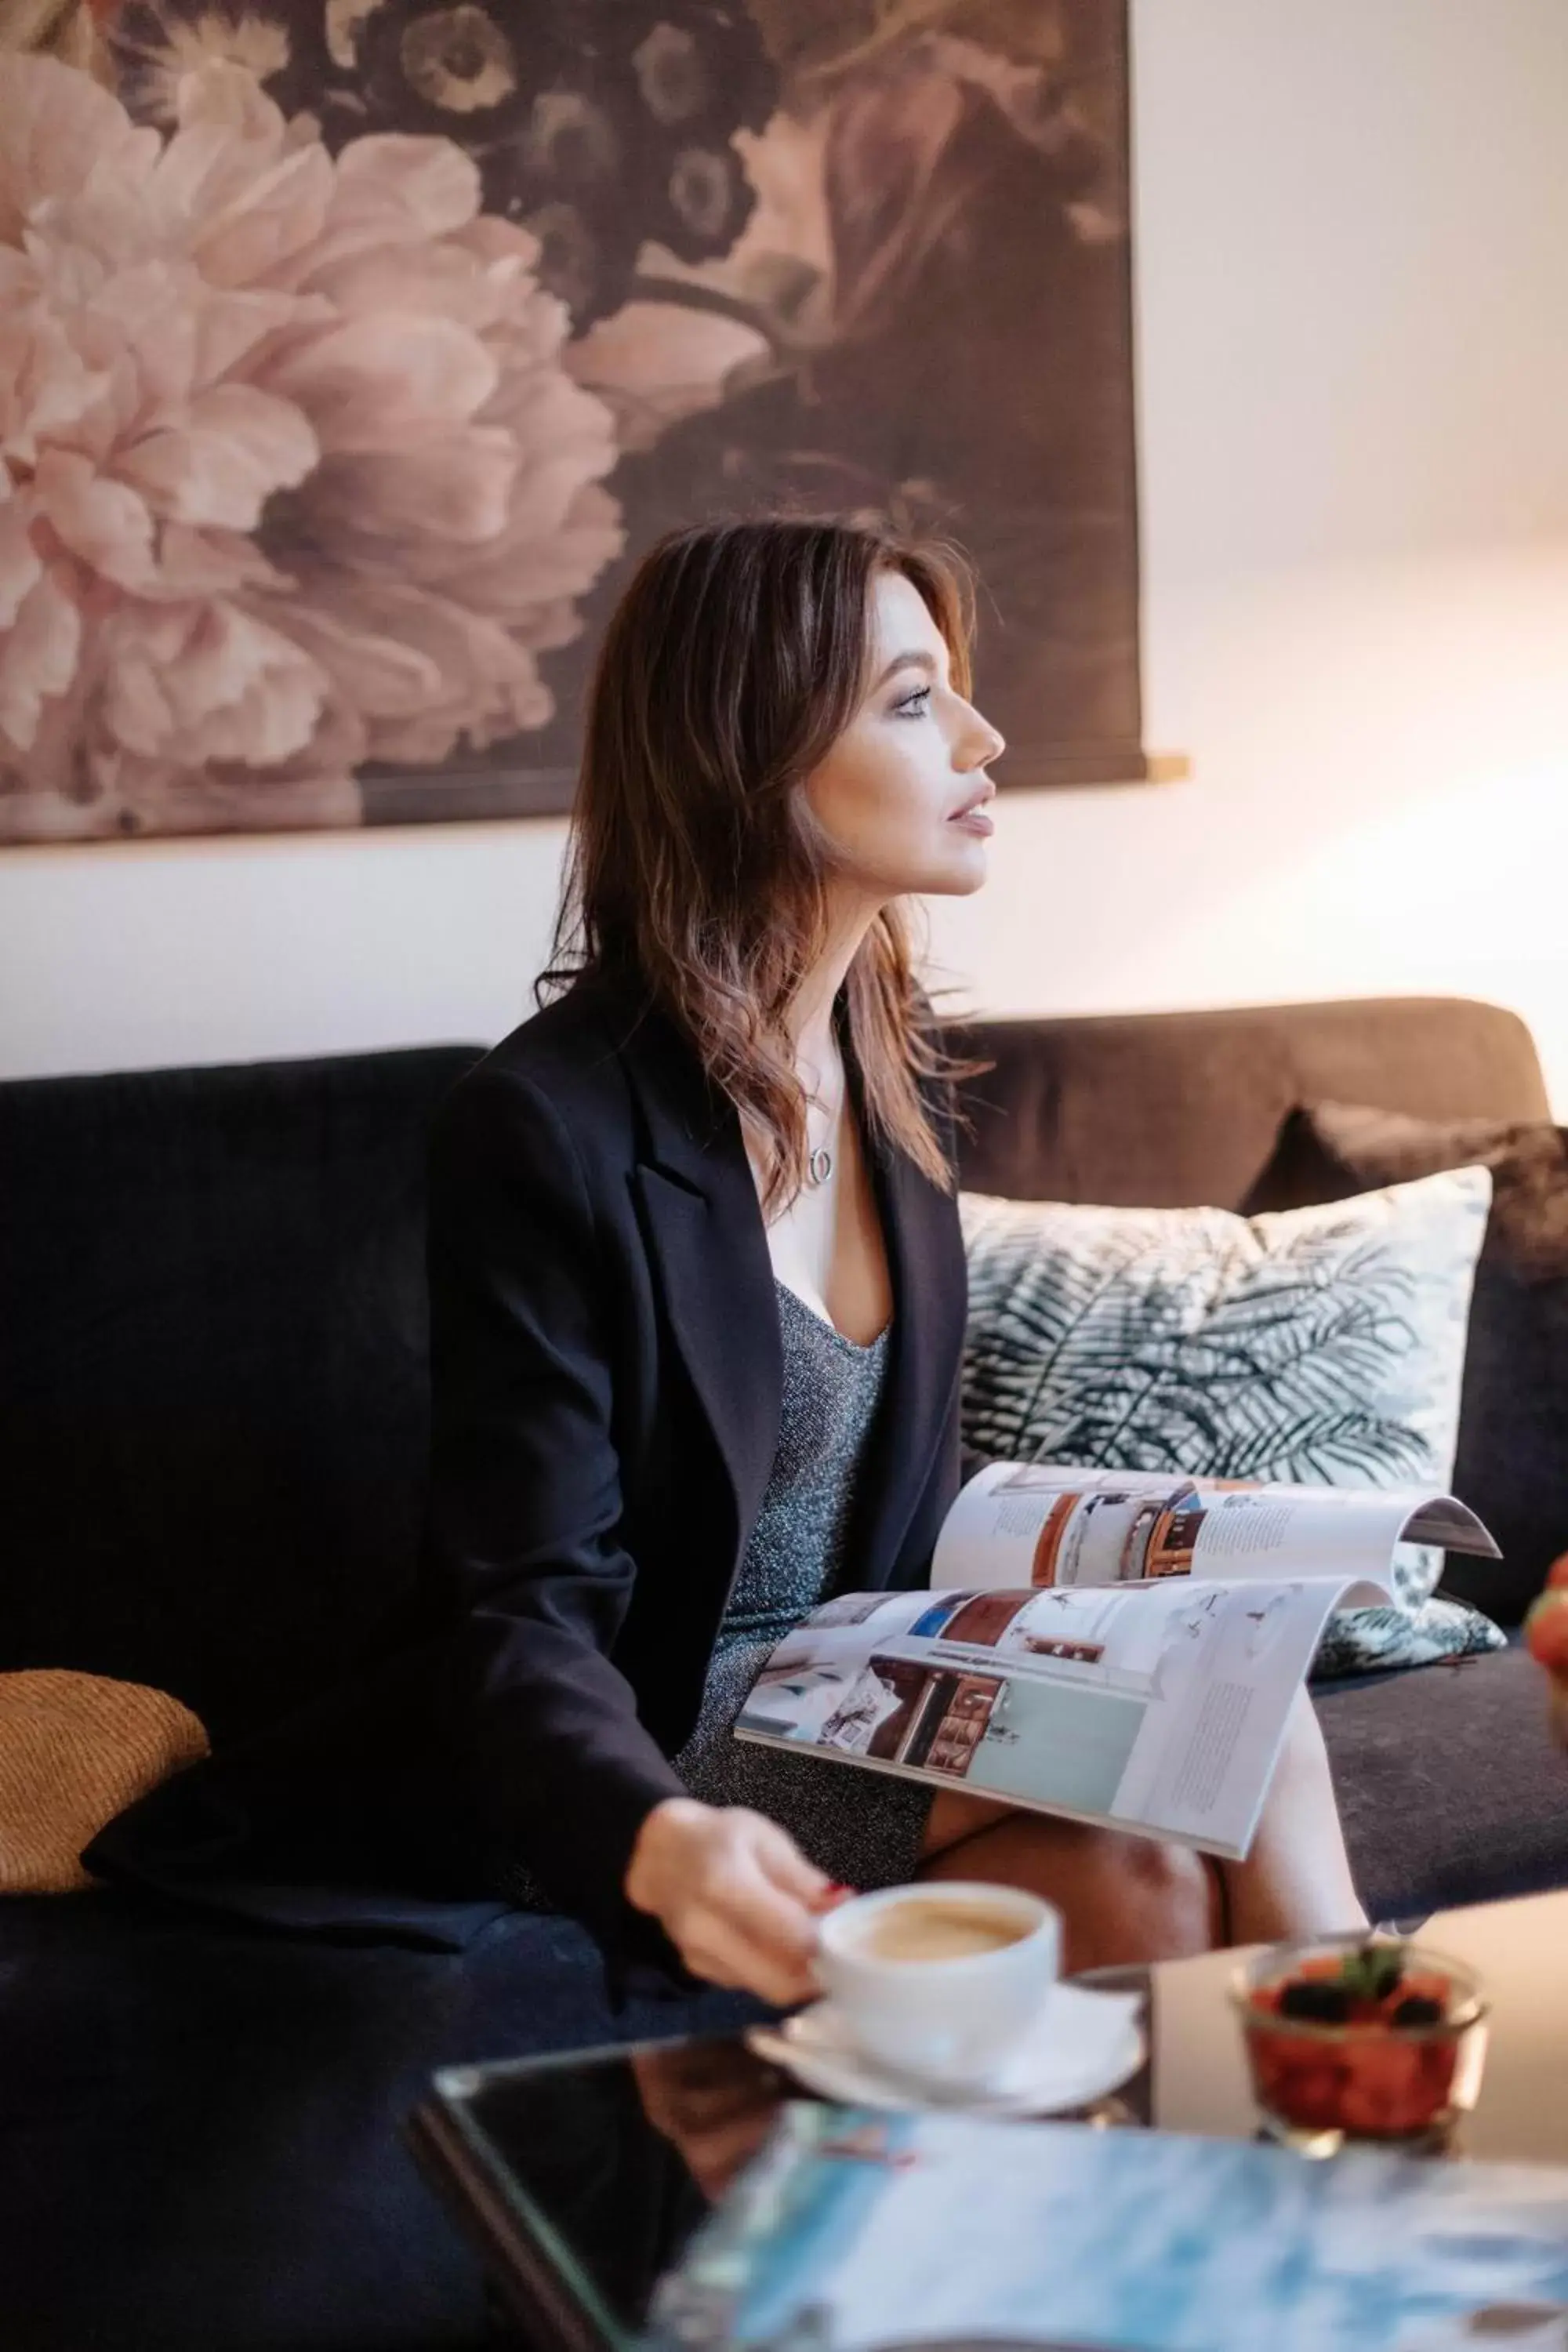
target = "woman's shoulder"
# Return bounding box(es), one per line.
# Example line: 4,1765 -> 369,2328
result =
434,967 -> 705,1185
442,971 -> 638,1134
424,981 -> 651,1256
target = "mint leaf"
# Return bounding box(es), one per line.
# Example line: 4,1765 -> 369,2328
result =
1338,1944 -> 1405,2002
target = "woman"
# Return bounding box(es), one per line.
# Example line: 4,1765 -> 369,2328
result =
426,516 -> 1367,2002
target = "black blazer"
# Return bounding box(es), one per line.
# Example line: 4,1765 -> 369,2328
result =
83,967 -> 978,1962
426,966 -> 977,1955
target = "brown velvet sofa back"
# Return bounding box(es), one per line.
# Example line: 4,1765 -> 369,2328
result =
949,996 -> 1550,1209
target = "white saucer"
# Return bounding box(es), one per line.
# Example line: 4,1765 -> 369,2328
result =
746,1981 -> 1145,2118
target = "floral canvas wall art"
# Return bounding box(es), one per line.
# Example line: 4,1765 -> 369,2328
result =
0,0 -> 1144,844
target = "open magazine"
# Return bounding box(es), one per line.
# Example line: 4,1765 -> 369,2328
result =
735,1463 -> 1499,1860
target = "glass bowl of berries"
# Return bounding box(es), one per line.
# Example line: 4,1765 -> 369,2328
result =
1229,1936 -> 1490,2155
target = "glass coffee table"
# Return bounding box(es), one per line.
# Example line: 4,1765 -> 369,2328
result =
407,1889 -> 1568,2350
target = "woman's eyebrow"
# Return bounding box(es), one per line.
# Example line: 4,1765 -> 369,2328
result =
869,649 -> 938,691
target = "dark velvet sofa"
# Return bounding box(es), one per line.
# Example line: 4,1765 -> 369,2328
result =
3,993 -> 1565,2350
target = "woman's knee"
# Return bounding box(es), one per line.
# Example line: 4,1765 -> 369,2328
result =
1112,1827 -> 1210,1902
920,1807 -> 1219,1968
1076,1825 -> 1218,1954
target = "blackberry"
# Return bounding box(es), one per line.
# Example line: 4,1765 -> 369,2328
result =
1277,1980 -> 1352,2024
1391,1994 -> 1446,2029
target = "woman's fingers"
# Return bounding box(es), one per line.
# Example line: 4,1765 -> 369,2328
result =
681,1833 -> 826,2002
683,1880 -> 818,1998
750,1814 -> 834,1907
682,1907 -> 815,2007
626,1797 -> 840,2004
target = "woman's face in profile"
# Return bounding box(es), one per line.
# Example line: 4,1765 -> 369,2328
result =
801,568 -> 1005,907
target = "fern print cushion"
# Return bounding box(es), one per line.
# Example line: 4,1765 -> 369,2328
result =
959,1166 -> 1503,1679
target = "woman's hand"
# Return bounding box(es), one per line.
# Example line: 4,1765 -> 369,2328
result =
626,1797 -> 840,2004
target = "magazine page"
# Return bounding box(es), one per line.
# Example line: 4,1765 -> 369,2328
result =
931,1460 -> 1498,1597
648,2103 -> 1568,2352
733,1567 -> 1372,1859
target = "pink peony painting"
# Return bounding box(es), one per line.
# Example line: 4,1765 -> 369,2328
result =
0,0 -> 1143,843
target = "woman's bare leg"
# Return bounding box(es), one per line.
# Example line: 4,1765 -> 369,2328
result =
1220,1690 -> 1368,1944
917,1792 -> 1221,1976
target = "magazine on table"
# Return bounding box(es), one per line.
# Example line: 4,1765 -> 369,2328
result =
648,2103 -> 1568,2352
734,1462 -> 1499,1861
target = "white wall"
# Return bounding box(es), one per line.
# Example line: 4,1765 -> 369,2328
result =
4,0 -> 1567,1098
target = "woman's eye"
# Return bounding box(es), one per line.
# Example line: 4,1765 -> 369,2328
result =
894,686 -> 932,717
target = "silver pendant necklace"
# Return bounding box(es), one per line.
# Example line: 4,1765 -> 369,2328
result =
805,1049 -> 844,1188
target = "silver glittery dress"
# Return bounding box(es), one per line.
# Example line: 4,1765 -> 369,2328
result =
669,1277 -> 931,1887
492,1275 -> 931,1912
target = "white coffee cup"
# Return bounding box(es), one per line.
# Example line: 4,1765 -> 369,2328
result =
814,1882 -> 1061,2091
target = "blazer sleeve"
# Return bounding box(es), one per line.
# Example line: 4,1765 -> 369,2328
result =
424,1063 -> 688,1961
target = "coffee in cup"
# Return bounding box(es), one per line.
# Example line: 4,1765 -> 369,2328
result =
853,1895 -> 1036,1965
815,1882 -> 1061,2091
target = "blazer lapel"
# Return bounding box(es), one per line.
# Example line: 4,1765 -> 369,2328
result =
616,996 -> 783,1550
612,978 -> 966,1588
844,1062 -> 970,1585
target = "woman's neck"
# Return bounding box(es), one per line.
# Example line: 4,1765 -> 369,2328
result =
785,896 -> 879,1083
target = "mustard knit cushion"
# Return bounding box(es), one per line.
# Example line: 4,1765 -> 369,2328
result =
0,1671 -> 209,1893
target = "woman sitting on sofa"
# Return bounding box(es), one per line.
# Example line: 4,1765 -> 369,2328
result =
425,515 -> 1368,2001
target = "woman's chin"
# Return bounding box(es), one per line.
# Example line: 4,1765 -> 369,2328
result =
925,833 -> 991,895
848,837 -> 990,903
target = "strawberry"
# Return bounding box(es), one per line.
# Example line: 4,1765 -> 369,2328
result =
1525,1588 -> 1568,1674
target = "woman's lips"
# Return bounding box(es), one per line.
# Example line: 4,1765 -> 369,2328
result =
949,807 -> 994,835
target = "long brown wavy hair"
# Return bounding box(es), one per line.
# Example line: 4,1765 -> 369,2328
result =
539,516 -> 987,1212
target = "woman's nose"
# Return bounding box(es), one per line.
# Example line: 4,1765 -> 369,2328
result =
959,707 -> 1005,769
